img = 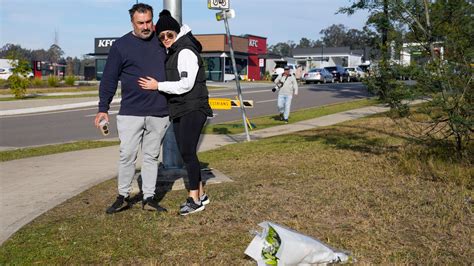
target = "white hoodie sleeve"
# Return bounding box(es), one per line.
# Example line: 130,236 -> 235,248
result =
158,49 -> 199,95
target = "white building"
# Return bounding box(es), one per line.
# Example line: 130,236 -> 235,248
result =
293,47 -> 369,71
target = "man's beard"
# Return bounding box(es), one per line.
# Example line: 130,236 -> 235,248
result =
135,29 -> 152,39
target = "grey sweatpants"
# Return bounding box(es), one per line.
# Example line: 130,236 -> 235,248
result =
116,115 -> 170,199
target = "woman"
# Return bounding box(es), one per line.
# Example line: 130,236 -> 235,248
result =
139,10 -> 213,216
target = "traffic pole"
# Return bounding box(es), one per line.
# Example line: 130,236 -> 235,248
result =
223,14 -> 251,142
161,0 -> 184,169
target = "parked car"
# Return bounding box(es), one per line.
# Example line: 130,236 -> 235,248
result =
302,68 -> 333,84
324,65 -> 350,83
0,67 -> 13,80
344,66 -> 366,81
271,63 -> 297,81
0,68 -> 34,80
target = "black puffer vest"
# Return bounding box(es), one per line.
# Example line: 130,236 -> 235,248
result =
165,33 -> 213,120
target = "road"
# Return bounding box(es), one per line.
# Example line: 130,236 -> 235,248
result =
0,82 -> 370,148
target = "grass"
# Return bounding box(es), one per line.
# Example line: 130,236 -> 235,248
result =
204,98 -> 380,134
0,86 -> 98,95
0,99 -> 379,162
0,115 -> 471,264
0,94 -> 100,101
0,140 -> 119,162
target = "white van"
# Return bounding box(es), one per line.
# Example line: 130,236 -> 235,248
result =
0,67 -> 14,80
271,63 -> 297,81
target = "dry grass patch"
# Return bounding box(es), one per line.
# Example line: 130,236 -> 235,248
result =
0,116 -> 472,264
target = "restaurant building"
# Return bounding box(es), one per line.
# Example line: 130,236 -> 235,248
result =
90,34 -> 267,82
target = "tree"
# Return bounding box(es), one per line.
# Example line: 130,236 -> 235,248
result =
340,0 -> 473,155
0,44 -> 31,61
268,41 -> 296,57
320,24 -> 349,47
47,44 -> 64,63
297,38 -> 312,48
6,51 -> 31,99
317,24 -> 377,49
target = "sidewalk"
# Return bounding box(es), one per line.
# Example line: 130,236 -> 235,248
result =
0,99 -> 389,245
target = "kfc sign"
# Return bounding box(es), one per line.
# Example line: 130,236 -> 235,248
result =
98,39 -> 116,47
249,39 -> 258,47
95,38 -> 119,54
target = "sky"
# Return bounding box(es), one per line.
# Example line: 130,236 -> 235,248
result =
0,0 -> 369,58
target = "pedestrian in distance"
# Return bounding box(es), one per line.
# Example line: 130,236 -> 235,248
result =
94,3 -> 170,214
272,65 -> 298,123
138,9 -> 213,216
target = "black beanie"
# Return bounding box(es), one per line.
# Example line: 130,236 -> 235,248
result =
155,9 -> 181,34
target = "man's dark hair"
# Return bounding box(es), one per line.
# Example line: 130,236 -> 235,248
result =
128,3 -> 153,20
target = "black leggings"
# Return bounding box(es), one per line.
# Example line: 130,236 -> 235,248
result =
173,110 -> 207,190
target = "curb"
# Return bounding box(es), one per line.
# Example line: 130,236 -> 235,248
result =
0,98 -> 121,116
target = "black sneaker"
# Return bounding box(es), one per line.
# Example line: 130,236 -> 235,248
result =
142,196 -> 167,212
129,191 -> 143,205
179,197 -> 205,216
284,119 -> 289,123
106,195 -> 131,214
180,194 -> 210,208
279,113 -> 284,121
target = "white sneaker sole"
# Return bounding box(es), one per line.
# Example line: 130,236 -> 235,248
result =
201,198 -> 210,205
179,205 -> 205,216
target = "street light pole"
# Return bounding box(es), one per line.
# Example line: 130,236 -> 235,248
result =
163,0 -> 182,24
223,14 -> 251,142
321,45 -> 324,67
161,0 -> 184,170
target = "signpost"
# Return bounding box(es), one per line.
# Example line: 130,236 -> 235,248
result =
208,0 -> 229,10
209,1 -> 251,141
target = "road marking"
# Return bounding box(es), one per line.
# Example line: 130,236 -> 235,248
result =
0,99 -> 121,116
210,89 -> 271,97
256,99 -> 277,103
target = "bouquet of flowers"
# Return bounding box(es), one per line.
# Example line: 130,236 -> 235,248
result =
245,221 -> 353,265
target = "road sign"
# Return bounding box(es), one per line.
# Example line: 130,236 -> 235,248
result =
209,98 -> 232,110
230,100 -> 254,108
208,0 -> 229,10
208,98 -> 254,109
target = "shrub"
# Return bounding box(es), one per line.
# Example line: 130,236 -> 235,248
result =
6,55 -> 31,98
64,76 -> 76,86
47,75 -> 60,87
31,77 -> 45,87
8,75 -> 30,98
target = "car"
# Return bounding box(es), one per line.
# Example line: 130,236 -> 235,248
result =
0,67 -> 13,80
324,65 -> 350,83
271,63 -> 297,81
0,67 -> 34,80
344,66 -> 366,81
302,68 -> 334,84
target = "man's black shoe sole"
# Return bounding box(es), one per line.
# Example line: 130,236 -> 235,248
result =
142,203 -> 167,212
105,203 -> 131,214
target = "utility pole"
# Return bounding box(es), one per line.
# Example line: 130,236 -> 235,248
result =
163,0 -> 182,24
222,14 -> 251,141
161,0 -> 184,170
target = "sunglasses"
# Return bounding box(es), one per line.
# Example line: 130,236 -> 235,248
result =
159,32 -> 175,41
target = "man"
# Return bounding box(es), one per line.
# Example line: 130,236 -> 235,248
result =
273,66 -> 298,123
94,3 -> 169,214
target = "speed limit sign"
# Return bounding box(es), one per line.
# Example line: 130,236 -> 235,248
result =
208,0 -> 230,10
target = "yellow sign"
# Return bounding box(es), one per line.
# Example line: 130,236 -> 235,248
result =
231,100 -> 254,108
209,98 -> 232,110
